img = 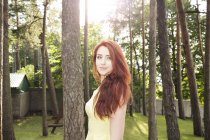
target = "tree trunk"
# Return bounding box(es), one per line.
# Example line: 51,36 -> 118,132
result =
204,0 -> 210,139
62,0 -> 85,139
148,0 -> 157,139
84,0 -> 89,137
41,0 -> 48,136
128,0 -> 133,117
133,44 -> 142,113
0,0 -> 3,139
2,0 -> 16,139
171,30 -> 177,97
34,49 -> 39,87
176,0 -> 203,136
196,2 -> 205,66
157,0 -> 180,139
84,0 -> 90,102
141,0 -> 147,116
14,0 -> 20,71
14,51 -> 20,71
176,12 -> 185,119
12,44 -> 16,72
45,49 -> 59,117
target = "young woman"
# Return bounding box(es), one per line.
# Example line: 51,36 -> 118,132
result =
85,39 -> 131,140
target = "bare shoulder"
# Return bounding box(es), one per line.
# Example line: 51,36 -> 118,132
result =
111,104 -> 127,118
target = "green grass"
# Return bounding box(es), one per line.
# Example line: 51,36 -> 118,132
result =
14,115 -> 63,140
14,113 -> 203,140
124,113 -> 203,140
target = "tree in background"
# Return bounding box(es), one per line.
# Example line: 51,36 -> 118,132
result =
148,0 -> 157,139
13,0 -> 21,71
27,0 -> 42,87
84,0 -> 90,102
204,0 -> 210,139
157,0 -> 180,139
2,0 -> 16,139
176,10 -> 185,119
41,0 -> 48,136
9,0 -> 42,72
176,0 -> 203,136
45,47 -> 59,117
43,2 -> 60,117
141,0 -> 147,116
0,0 -> 3,138
128,0 -> 134,117
195,0 -> 205,67
62,0 -> 85,139
46,32 -> 62,88
9,0 -> 28,71
34,48 -> 39,86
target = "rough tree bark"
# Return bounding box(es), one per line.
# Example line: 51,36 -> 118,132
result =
0,0 -> 3,139
41,0 -> 48,136
148,0 -> 157,139
2,0 -> 16,139
62,0 -> 85,139
204,0 -> 210,139
157,0 -> 180,139
176,12 -> 185,119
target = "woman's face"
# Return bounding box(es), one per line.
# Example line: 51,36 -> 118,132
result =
96,46 -> 113,80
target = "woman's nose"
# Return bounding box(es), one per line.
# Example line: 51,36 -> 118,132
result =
101,58 -> 106,65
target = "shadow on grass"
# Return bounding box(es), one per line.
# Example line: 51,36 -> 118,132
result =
124,113 -> 148,140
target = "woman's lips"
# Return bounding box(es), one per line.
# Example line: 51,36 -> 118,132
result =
98,67 -> 107,70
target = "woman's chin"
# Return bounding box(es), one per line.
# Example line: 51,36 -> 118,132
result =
99,72 -> 108,77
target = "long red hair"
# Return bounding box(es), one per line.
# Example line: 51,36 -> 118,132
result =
93,39 -> 131,119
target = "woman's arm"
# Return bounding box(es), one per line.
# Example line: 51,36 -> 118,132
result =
110,104 -> 127,140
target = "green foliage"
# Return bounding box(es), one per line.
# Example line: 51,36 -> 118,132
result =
181,69 -> 190,100
8,0 -> 43,75
8,0 -> 42,49
17,64 -> 41,87
46,32 -> 62,88
196,71 -> 204,104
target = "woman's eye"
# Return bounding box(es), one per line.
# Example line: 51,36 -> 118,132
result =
107,56 -> 111,60
96,55 -> 102,59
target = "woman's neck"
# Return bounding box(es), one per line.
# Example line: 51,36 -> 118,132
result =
101,76 -> 105,83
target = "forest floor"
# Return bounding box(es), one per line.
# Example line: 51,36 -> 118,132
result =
14,113 -> 203,140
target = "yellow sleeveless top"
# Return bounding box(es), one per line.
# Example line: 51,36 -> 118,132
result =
85,89 -> 110,140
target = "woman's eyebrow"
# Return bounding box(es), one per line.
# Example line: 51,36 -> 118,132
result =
96,54 -> 110,56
